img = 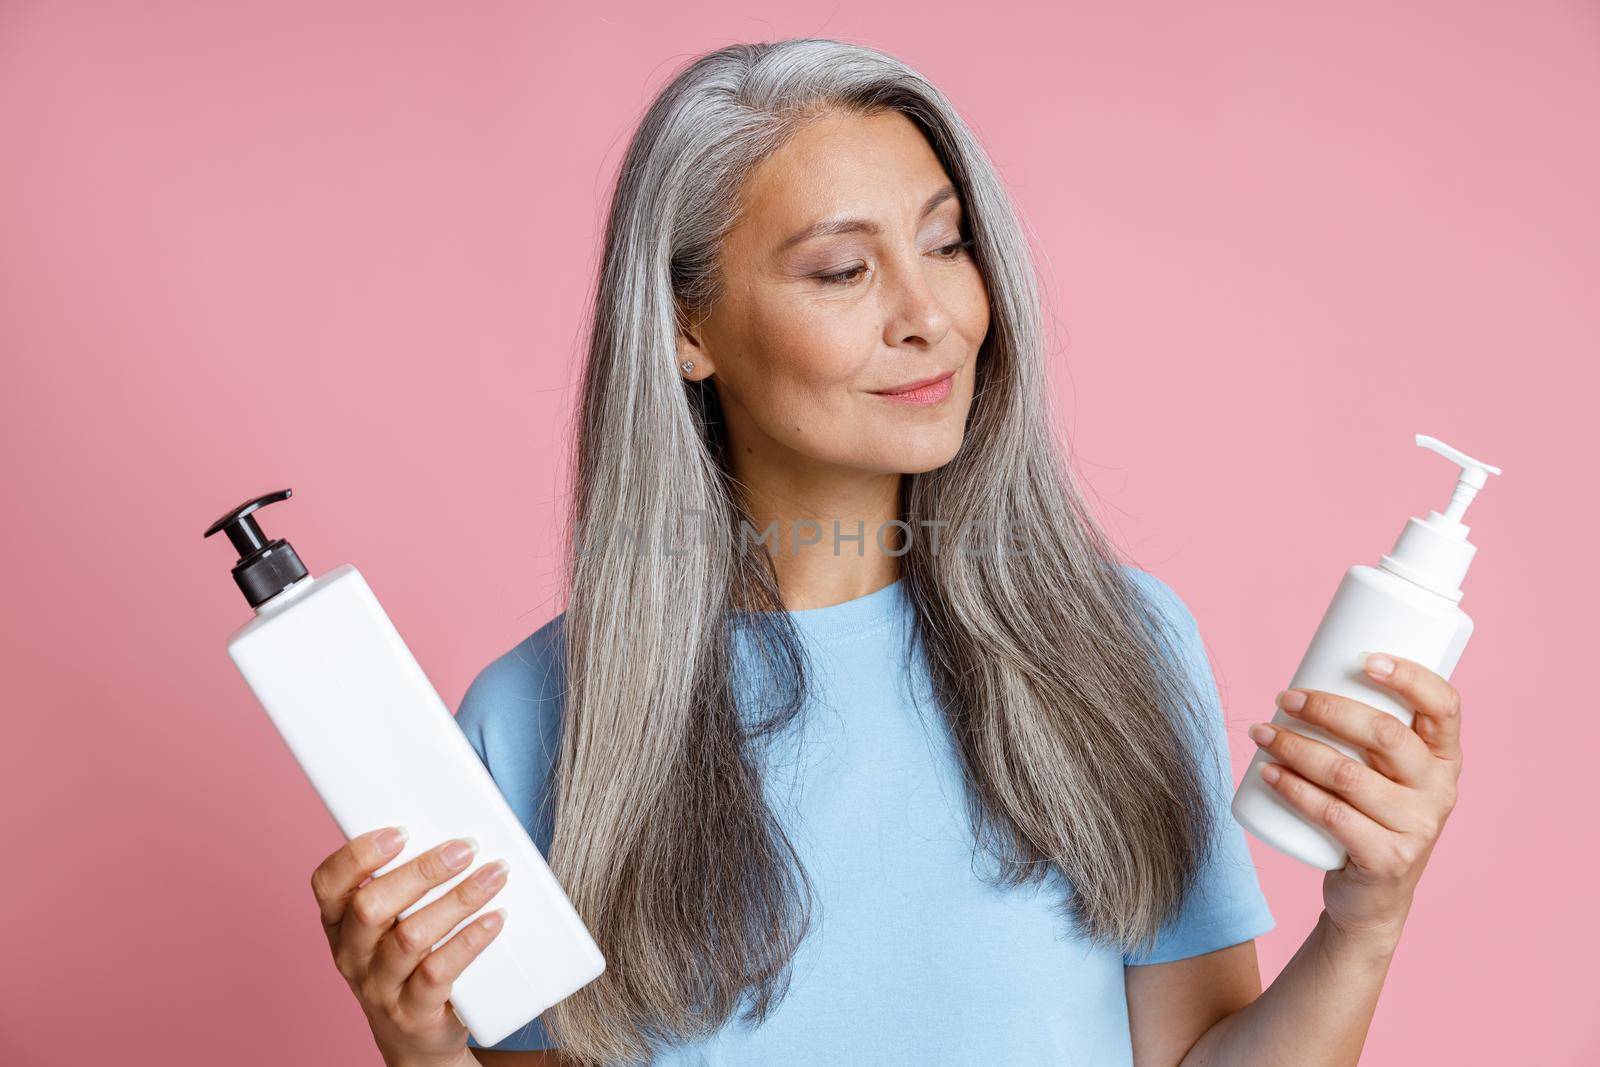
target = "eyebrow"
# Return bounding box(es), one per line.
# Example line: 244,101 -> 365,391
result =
775,184 -> 960,254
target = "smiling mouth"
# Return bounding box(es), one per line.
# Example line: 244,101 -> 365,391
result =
871,370 -> 955,406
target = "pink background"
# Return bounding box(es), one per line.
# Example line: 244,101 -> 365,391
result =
3,2 -> 1594,1063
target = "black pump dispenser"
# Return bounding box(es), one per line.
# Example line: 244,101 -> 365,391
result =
204,489 -> 310,608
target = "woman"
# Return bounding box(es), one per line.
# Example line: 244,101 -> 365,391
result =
308,38 -> 1464,1067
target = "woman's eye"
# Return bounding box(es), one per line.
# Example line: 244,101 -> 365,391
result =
814,239 -> 973,286
817,264 -> 867,285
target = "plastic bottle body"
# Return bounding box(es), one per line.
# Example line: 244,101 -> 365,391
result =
225,563 -> 604,1047
1231,564 -> 1473,870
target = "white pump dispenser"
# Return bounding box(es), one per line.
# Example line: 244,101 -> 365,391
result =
1231,435 -> 1502,870
1377,434 -> 1501,600
204,489 -> 605,1047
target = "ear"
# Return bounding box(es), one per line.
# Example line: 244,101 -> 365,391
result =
675,302 -> 716,381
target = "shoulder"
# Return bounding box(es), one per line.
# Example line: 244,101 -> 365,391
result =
452,612 -> 568,843
1119,563 -> 1226,771
1120,563 -> 1202,639
1117,566 -> 1277,962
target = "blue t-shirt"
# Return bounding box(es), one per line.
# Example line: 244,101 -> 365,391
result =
456,567 -> 1274,1063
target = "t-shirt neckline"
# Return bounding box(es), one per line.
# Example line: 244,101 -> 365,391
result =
733,577 -> 909,643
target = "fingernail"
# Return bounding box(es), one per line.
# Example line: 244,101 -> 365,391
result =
1275,689 -> 1306,712
481,908 -> 506,932
1247,722 -> 1276,746
471,858 -> 509,888
1261,763 -> 1282,783
442,837 -> 479,869
1363,652 -> 1395,677
376,827 -> 408,855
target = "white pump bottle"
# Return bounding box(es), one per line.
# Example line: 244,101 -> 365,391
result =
204,489 -> 605,1047
1231,434 -> 1502,870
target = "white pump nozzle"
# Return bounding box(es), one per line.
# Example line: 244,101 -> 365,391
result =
1378,434 -> 1504,601
1416,433 -> 1503,524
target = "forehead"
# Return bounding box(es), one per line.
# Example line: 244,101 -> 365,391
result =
730,109 -> 955,245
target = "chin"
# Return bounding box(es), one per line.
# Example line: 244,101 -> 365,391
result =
889,427 -> 968,475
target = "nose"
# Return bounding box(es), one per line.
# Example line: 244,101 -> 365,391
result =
883,256 -> 953,350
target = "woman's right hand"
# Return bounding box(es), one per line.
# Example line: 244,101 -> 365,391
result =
311,826 -> 510,1067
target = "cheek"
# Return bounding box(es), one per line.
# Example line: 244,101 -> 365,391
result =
766,297 -> 868,379
736,299 -> 869,411
950,267 -> 991,345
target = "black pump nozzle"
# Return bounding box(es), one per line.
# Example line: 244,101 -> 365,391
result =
204,488 -> 310,608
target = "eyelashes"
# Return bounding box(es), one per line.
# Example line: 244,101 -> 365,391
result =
817,263 -> 867,285
815,238 -> 975,286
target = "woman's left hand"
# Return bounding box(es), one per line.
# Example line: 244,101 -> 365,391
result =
1246,652 -> 1463,952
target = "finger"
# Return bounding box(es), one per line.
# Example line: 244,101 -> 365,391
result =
370,857 -> 510,996
398,907 -> 509,1019
1276,688 -> 1433,787
1247,719 -> 1415,833
1361,652 -> 1462,762
311,826 -> 410,950
1254,760 -> 1397,872
339,837 -> 480,980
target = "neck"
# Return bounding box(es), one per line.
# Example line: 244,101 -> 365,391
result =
733,460 -> 906,612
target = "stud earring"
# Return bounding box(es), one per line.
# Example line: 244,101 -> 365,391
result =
680,360 -> 695,375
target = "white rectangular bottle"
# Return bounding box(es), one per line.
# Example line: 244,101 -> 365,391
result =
1231,435 -> 1501,870
205,489 -> 605,1048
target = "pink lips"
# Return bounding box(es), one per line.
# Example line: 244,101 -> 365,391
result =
872,371 -> 955,406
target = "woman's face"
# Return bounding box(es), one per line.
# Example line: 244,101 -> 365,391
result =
680,109 -> 991,490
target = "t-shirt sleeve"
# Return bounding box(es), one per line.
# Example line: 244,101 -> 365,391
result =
453,615 -> 567,1052
1121,568 -> 1276,966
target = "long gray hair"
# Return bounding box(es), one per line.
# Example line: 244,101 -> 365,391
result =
543,37 -> 1220,1066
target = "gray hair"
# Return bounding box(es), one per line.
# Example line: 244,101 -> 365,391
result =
544,37 -> 1218,1065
